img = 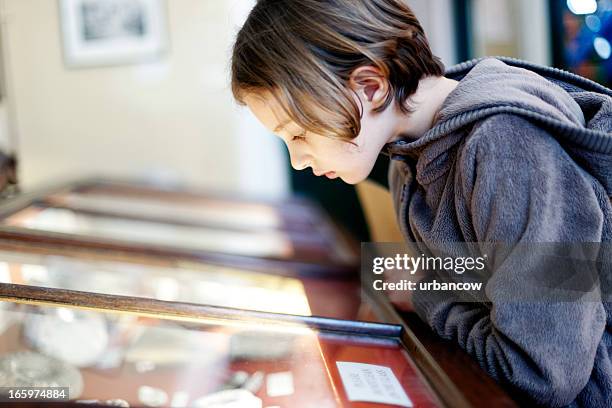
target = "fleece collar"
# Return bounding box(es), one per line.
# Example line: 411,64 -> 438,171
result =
384,57 -> 612,158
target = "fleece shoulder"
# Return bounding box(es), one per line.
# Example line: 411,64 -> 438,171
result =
455,114 -> 554,206
458,113 -> 604,243
463,113 -> 557,156
457,112 -> 578,187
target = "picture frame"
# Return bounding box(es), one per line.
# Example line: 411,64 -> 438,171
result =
59,0 -> 168,68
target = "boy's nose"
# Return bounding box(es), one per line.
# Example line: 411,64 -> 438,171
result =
288,150 -> 311,171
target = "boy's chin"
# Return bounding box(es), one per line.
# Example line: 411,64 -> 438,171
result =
340,172 -> 367,185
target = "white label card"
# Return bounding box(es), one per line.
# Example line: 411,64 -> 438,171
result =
266,371 -> 295,397
336,362 -> 413,407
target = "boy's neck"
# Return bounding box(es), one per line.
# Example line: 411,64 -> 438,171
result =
390,76 -> 459,142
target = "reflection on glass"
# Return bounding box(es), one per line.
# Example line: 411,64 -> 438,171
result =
0,302 -> 327,406
4,207 -> 294,259
0,252 -> 311,316
46,192 -> 283,230
0,302 -> 439,408
0,302 -> 440,407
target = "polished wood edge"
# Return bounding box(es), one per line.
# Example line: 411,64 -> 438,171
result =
0,283 -> 402,338
363,289 -> 523,408
73,177 -> 308,208
401,313 -> 523,408
40,198 -> 316,238
0,238 -> 181,269
363,287 -> 475,408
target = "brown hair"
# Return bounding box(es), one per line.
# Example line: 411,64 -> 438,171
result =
231,0 -> 444,140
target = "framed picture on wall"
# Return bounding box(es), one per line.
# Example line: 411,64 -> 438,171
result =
59,0 -> 168,68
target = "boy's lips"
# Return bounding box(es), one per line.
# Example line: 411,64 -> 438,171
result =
313,169 -> 337,178
324,171 -> 338,179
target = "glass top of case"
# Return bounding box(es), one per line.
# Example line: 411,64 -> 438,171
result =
0,250 -> 311,316
0,300 -> 441,407
0,248 -> 369,321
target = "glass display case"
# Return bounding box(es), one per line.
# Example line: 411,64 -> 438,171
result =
0,179 -> 518,407
0,244 -> 365,321
65,180 -> 328,233
0,180 -> 358,276
0,282 -> 443,407
0,246 -> 520,408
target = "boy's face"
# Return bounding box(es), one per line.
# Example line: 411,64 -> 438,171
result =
244,91 -> 395,185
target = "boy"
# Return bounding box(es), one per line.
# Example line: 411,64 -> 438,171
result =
231,1 -> 612,406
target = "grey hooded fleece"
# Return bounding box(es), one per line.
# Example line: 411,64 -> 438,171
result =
384,58 -> 612,407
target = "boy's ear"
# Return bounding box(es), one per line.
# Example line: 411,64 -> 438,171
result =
349,66 -> 389,109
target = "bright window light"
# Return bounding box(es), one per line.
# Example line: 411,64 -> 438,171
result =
567,0 -> 598,15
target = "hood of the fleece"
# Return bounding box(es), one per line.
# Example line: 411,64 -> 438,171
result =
384,57 -> 612,194
438,58 -> 586,128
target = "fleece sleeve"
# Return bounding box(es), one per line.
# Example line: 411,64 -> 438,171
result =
412,114 -> 607,407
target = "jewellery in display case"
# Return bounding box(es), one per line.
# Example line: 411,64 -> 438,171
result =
0,351 -> 84,398
241,371 -> 264,394
23,306 -> 109,367
138,385 -> 169,407
229,331 -> 295,361
220,370 -> 250,390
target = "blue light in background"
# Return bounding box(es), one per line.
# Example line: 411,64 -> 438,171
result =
585,15 -> 602,31
594,36 -> 612,58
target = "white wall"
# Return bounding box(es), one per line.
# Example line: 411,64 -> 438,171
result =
470,0 -> 552,64
0,0 -> 289,197
408,0 -> 458,66
516,0 -> 551,65
411,0 -> 551,66
3,0 -> 552,199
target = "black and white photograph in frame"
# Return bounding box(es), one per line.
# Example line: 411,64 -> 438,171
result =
59,0 -> 167,67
